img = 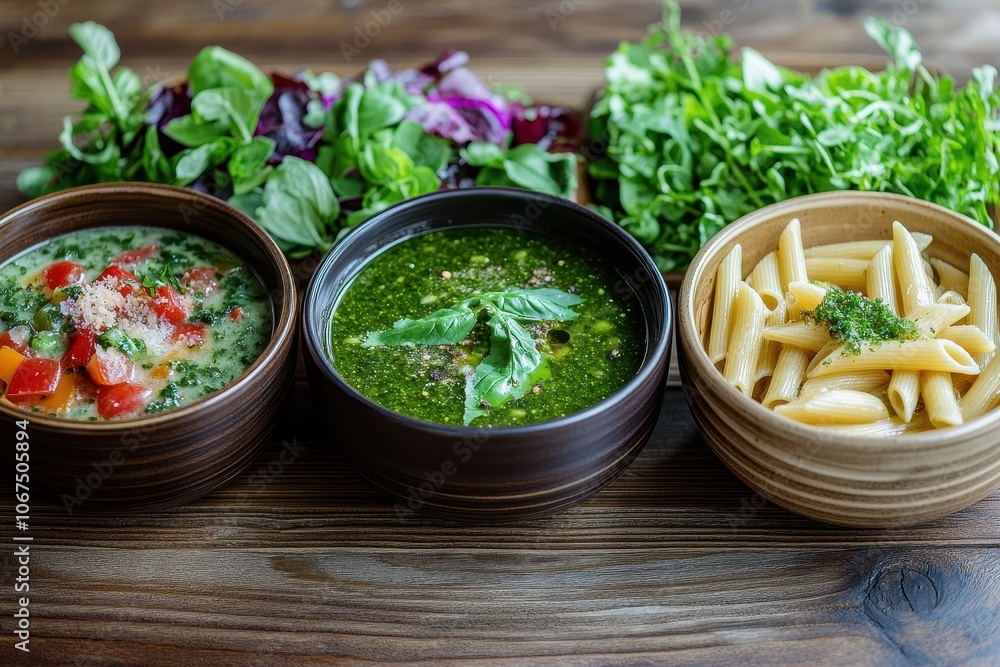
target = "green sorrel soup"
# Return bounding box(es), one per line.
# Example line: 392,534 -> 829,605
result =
0,227 -> 272,420
329,227 -> 644,426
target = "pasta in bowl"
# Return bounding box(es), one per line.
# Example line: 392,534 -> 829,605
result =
678,191 -> 1000,527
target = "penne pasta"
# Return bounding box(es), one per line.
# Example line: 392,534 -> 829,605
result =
817,412 -> 931,436
762,346 -> 810,409
748,251 -> 782,312
866,245 -> 899,316
967,253 -> 998,368
953,373 -> 976,395
936,325 -> 997,355
904,303 -> 971,337
802,232 -> 932,260
804,258 -> 868,293
959,353 -> 1000,421
774,389 -> 889,425
807,339 -> 981,377
706,245 -> 743,365
778,218 -> 808,292
787,281 -> 826,312
755,302 -> 785,383
887,370 -> 920,423
800,370 -> 890,396
920,371 -> 963,428
937,290 -> 967,308
762,321 -> 831,352
892,221 -> 935,315
929,257 -> 970,299
805,340 -> 841,376
723,283 -> 766,396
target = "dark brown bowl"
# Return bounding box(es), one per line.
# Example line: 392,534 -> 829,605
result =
0,183 -> 297,511
302,187 -> 671,522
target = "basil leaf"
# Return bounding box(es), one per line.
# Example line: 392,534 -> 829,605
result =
188,46 -> 273,96
500,144 -> 576,196
488,288 -> 583,321
356,83 -> 413,137
463,313 -> 541,424
365,306 -> 477,347
191,88 -> 270,143
68,21 -> 120,70
142,126 -> 172,182
393,121 -> 453,172
229,136 -> 276,195
359,143 -> 413,185
460,141 -> 505,167
163,115 -> 230,147
254,156 -> 339,252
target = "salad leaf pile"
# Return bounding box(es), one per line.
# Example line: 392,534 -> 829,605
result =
20,23 -> 580,258
588,3 -> 1000,271
364,287 -> 582,424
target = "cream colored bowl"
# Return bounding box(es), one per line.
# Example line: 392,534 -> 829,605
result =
678,191 -> 1000,527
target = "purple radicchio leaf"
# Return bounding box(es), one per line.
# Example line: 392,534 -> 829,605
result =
254,73 -> 325,163
145,81 -> 192,157
511,104 -> 582,152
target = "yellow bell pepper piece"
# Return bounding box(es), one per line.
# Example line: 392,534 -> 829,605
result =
0,346 -> 26,385
38,372 -> 76,414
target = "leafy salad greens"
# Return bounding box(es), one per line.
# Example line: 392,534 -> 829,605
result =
588,3 -> 1000,271
364,287 -> 582,425
20,23 -> 579,259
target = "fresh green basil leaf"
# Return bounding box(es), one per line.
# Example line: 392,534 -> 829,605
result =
68,22 -> 120,70
356,83 -> 414,137
359,144 -> 413,185
365,306 -> 477,347
393,121 -> 453,172
501,144 -> 576,196
461,141 -> 505,167
141,126 -> 173,183
229,136 -> 277,194
487,288 -> 583,321
191,87 -> 269,143
188,46 -> 273,96
163,115 -> 230,147
463,313 -> 542,424
173,139 -> 235,185
254,156 -> 339,252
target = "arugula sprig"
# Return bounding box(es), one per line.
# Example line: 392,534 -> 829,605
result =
364,287 -> 583,424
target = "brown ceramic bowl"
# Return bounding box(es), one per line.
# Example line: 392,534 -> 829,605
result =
303,187 -> 671,522
0,183 -> 297,510
678,191 -> 1000,528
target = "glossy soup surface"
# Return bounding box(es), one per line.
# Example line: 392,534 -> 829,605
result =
0,227 -> 272,420
329,226 -> 645,427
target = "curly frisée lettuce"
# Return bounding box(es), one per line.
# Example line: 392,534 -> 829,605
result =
588,3 -> 1000,272
19,25 -> 580,259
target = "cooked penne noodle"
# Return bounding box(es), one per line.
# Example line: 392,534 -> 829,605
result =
817,412 -> 930,436
805,340 -> 841,376
959,353 -> 1000,421
804,258 -> 868,293
953,373 -> 976,395
866,245 -> 899,315
723,283 -> 766,396
778,218 -> 808,292
774,390 -> 889,425
936,325 -> 997,355
800,370 -> 890,396
904,303 -> 971,337
920,371 -> 963,428
755,303 -> 785,383
892,221 -> 935,315
748,252 -> 782,312
762,346 -> 810,409
937,290 -> 967,308
762,321 -> 831,352
803,233 -> 932,260
787,281 -> 826,312
807,339 -> 981,377
887,370 -> 920,423
707,245 -> 743,364
967,253 -> 997,368
929,257 -> 970,299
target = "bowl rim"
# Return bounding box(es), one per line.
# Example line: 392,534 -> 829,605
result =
303,185 -> 671,435
0,182 -> 297,431
679,189 -> 1000,449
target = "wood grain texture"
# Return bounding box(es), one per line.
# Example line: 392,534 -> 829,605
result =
0,0 -> 998,663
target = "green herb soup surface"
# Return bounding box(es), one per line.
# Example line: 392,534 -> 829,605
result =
329,227 -> 645,426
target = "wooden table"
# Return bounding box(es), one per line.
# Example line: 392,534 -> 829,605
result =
2,1 -> 999,664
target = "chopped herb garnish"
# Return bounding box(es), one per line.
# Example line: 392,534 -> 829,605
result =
803,287 -> 920,355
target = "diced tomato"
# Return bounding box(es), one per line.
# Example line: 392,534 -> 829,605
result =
98,265 -> 140,297
151,284 -> 187,325
62,330 -> 97,369
41,261 -> 86,291
112,244 -> 158,265
172,323 -> 206,347
86,346 -> 134,386
182,267 -> 221,296
228,306 -> 244,323
0,326 -> 31,354
97,382 -> 151,419
6,358 -> 61,402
